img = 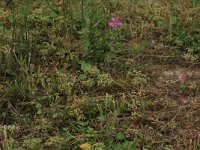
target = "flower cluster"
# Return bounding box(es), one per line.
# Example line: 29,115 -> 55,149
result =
108,16 -> 123,28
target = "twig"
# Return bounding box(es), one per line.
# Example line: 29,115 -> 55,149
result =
3,125 -> 8,145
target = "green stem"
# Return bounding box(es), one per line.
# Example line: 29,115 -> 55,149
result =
81,0 -> 84,20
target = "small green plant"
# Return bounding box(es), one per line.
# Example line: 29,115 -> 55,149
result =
79,60 -> 114,89
78,1 -> 125,62
23,138 -> 42,150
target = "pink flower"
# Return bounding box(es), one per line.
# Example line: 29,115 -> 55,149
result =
196,133 -> 200,138
108,16 -> 123,28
